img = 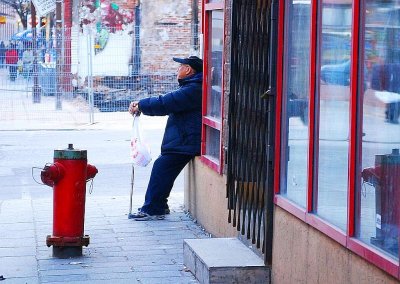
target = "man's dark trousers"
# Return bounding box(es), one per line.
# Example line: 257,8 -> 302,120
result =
141,153 -> 194,215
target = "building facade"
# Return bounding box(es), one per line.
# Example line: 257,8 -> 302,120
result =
0,3 -> 17,44
185,0 -> 400,282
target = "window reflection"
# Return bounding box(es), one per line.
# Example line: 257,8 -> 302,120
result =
316,2 -> 352,230
205,126 -> 220,161
281,0 -> 311,207
207,10 -> 223,120
357,0 -> 400,260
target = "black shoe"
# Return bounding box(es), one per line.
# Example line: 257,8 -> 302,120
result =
138,207 -> 170,215
129,211 -> 165,221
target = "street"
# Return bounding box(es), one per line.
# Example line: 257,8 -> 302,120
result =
0,118 -> 183,200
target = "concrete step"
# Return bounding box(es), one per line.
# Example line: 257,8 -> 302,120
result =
183,238 -> 270,284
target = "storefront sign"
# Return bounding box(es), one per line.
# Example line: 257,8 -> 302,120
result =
32,0 -> 56,16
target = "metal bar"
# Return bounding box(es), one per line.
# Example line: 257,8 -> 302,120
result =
55,0 -> 63,110
264,0 -> 277,265
31,2 -> 41,103
227,0 -> 239,223
243,1 -> 258,233
87,29 -> 94,124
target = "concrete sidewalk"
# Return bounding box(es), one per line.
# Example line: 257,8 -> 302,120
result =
0,193 -> 208,284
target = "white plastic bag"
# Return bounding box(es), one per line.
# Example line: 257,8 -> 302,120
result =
130,115 -> 152,167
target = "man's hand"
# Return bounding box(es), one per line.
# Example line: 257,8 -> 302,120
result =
128,101 -> 141,116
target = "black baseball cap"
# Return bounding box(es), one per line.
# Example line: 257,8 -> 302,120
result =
173,56 -> 203,72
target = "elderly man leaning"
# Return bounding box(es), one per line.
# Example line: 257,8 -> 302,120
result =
128,56 -> 203,221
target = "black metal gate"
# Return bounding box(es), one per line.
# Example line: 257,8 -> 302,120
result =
226,0 -> 276,265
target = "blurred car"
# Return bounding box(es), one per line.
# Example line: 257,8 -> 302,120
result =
320,60 -> 350,86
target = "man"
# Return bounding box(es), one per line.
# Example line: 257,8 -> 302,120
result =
5,44 -> 18,81
128,56 -> 203,221
22,46 -> 33,80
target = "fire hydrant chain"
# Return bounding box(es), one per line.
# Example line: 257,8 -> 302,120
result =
88,178 -> 94,194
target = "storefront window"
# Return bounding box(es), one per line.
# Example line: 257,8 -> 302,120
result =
356,0 -> 400,260
207,10 -> 223,120
205,126 -> 220,161
276,0 -> 400,276
280,0 -> 311,207
202,4 -> 224,172
315,1 -> 352,230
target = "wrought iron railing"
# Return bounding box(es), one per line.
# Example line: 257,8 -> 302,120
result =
226,0 -> 275,265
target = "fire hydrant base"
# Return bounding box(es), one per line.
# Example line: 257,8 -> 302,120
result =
46,235 -> 90,247
53,246 -> 83,258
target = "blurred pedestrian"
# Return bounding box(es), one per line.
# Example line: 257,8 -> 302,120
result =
5,44 -> 18,81
128,56 -> 203,221
17,40 -> 23,58
22,45 -> 33,80
0,41 -> 5,68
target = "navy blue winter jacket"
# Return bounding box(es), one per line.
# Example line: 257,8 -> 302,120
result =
138,72 -> 203,156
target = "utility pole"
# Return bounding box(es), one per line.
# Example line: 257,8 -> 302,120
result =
31,2 -> 41,103
132,0 -> 141,76
63,0 -> 72,95
191,0 -> 199,51
55,0 -> 62,110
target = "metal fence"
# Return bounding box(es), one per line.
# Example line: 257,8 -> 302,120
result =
0,24 -> 199,130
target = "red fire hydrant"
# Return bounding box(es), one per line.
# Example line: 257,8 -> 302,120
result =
361,148 -> 400,254
41,144 -> 98,258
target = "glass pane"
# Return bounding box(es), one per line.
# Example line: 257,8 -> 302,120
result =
357,0 -> 400,260
280,0 -> 311,207
205,126 -> 220,161
315,1 -> 353,230
207,10 -> 223,120
208,0 -> 222,3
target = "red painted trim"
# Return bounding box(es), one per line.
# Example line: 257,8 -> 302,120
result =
312,0 -> 324,211
347,238 -> 399,278
354,0 -> 366,238
275,195 -> 306,222
306,0 -> 318,213
274,0 -> 285,195
200,155 -> 219,171
200,5 -> 224,174
205,3 -> 223,10
203,116 -> 222,129
276,196 -> 346,246
347,0 -> 361,238
201,0 -> 205,33
201,9 -> 210,157
218,18 -> 226,175
306,214 -> 347,246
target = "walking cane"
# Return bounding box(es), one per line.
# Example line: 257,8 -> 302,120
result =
128,163 -> 135,219
128,111 -> 137,219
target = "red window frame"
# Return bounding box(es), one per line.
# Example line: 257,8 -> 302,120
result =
200,0 -> 224,173
274,0 -> 400,278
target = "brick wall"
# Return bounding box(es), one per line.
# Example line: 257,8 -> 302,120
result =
141,0 -> 200,74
